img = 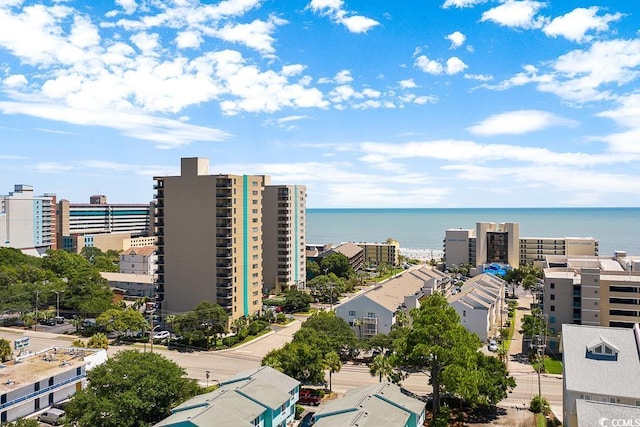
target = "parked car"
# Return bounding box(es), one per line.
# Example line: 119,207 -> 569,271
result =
153,330 -> 171,340
298,389 -> 322,406
54,316 -> 65,324
39,318 -> 56,326
488,340 -> 498,352
300,412 -> 316,427
37,408 -> 66,425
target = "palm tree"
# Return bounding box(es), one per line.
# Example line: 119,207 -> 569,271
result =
353,318 -> 363,339
0,338 -> 12,362
87,333 -> 109,349
369,354 -> 393,382
323,351 -> 341,392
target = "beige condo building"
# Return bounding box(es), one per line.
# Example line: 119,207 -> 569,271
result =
356,239 -> 401,267
262,185 -> 307,293
154,158 -> 266,320
444,222 -> 598,269
543,251 -> 640,352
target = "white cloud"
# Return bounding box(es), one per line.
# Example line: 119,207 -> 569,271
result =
442,0 -> 485,8
307,0 -> 379,33
464,73 -> 493,82
543,7 -> 623,43
0,101 -> 231,149
277,115 -> 309,124
130,32 -> 160,55
3,74 -> 27,88
446,31 -> 466,49
213,15 -> 286,56
398,79 -> 417,89
480,0 -> 547,29
334,70 -> 353,84
414,55 -> 444,74
35,162 -> 73,173
486,39 -> 640,103
596,94 -> 640,154
468,110 -> 578,136
446,57 -> 467,74
116,0 -> 138,15
175,30 -> 202,49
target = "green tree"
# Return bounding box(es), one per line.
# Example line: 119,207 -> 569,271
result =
307,274 -> 344,305
262,341 -> 324,385
393,294 -> 481,423
283,290 -> 313,313
87,332 -> 109,349
66,350 -> 200,427
369,354 -> 394,382
173,301 -> 229,349
72,338 -> 86,347
306,260 -> 321,280
323,350 -> 341,392
0,338 -> 12,362
297,311 -> 356,357
320,253 -> 354,279
97,307 -> 148,339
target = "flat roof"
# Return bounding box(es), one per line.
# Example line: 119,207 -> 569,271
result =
0,347 -> 92,393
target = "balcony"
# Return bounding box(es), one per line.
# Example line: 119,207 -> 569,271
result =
216,180 -> 233,188
216,292 -> 232,299
218,281 -> 232,289
216,251 -> 232,258
216,242 -> 232,249
216,191 -> 232,199
216,232 -> 232,239
216,221 -> 232,228
216,262 -> 232,268
217,272 -> 232,279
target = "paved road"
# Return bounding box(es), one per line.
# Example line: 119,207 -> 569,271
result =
501,294 -> 563,419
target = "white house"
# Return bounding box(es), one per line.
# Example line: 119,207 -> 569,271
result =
119,246 -> 157,276
561,323 -> 640,427
336,266 -> 450,338
449,273 -> 504,342
0,346 -> 107,423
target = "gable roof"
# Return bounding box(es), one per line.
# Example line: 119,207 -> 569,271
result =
562,324 -> 640,399
121,246 -> 156,256
314,382 -> 425,427
329,242 -> 364,259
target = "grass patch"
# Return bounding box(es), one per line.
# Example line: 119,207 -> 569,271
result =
532,356 -> 563,374
535,413 -> 547,427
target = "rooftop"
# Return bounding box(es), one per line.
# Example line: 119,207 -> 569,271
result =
0,347 -> 97,393
562,324 -> 640,399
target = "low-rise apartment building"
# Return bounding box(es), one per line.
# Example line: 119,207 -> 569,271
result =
543,252 -> 640,352
0,346 -> 107,423
449,273 -> 505,342
119,246 -> 157,276
355,239 -> 401,267
154,366 -> 299,427
336,266 -> 450,338
561,323 -> 640,427
100,272 -> 155,298
313,382 -> 426,427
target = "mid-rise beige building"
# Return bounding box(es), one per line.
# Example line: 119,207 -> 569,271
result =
444,222 -> 598,270
0,185 -> 56,256
543,251 -> 640,352
154,158 -> 266,320
356,239 -> 401,267
262,185 -> 306,293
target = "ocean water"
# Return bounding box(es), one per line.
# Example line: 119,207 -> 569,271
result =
306,208 -> 640,256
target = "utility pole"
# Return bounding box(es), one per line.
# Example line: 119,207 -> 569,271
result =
534,282 -> 545,399
53,290 -> 65,318
34,290 -> 40,330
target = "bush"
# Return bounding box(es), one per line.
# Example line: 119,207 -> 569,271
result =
530,395 -> 550,414
295,404 -> 305,419
222,335 -> 240,347
248,320 -> 269,335
276,313 -> 287,324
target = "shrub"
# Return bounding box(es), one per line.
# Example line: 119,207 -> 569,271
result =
295,404 -> 305,419
530,395 -> 550,414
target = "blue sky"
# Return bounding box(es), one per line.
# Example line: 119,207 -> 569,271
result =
0,0 -> 639,208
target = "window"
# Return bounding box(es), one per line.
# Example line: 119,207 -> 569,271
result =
550,294 -> 555,300
550,283 -> 555,289
550,305 -> 555,312
367,312 -> 376,318
463,310 -> 466,317
348,310 -> 356,316
549,316 -> 556,323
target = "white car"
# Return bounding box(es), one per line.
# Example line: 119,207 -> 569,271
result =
153,330 -> 171,340
488,340 -> 498,352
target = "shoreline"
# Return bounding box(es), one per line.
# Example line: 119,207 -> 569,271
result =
400,248 -> 443,261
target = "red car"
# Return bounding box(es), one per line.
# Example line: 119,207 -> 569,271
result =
298,389 -> 321,406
